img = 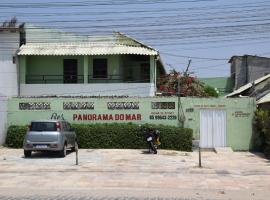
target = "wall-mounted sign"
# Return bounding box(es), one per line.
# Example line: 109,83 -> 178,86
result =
194,104 -> 225,108
63,102 -> 94,110
186,108 -> 194,112
73,113 -> 141,121
149,111 -> 177,120
232,111 -> 251,118
19,102 -> 51,110
151,102 -> 175,109
107,102 -> 139,110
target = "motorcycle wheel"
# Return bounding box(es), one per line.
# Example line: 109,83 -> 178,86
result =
150,142 -> 157,154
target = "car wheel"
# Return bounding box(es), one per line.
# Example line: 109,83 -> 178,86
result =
24,150 -> 31,158
59,144 -> 67,158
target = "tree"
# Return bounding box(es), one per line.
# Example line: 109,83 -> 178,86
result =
157,69 -> 218,97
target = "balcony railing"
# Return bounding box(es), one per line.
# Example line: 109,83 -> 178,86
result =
26,74 -> 150,84
26,75 -> 84,84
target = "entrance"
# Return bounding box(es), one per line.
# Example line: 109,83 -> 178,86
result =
200,109 -> 226,148
63,59 -> 78,83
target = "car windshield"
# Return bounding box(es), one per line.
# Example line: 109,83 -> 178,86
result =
30,122 -> 57,132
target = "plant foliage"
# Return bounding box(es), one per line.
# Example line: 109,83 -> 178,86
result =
157,69 -> 218,97
254,109 -> 270,156
5,123 -> 193,151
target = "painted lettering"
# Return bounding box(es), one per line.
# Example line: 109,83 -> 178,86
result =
102,114 -> 108,120
51,112 -> 65,120
126,114 -> 132,120
72,113 -> 142,121
109,114 -> 113,120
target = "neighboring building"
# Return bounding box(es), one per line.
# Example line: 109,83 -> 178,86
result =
229,55 -> 270,90
0,19 -> 24,144
257,93 -> 270,109
199,76 -> 234,96
0,21 -> 23,97
226,73 -> 270,102
16,25 -> 165,97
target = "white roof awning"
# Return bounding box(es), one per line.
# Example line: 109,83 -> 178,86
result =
257,93 -> 270,104
17,43 -> 158,56
226,74 -> 270,97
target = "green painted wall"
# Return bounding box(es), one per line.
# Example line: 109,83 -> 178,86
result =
7,97 -> 255,150
19,55 -> 154,84
19,56 -> 26,84
199,77 -> 234,96
22,55 -> 84,83
180,97 -> 255,150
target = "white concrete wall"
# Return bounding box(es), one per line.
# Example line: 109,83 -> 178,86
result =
20,83 -> 155,97
0,31 -> 20,145
0,32 -> 19,97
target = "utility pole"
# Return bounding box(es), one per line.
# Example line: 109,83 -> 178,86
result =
185,59 -> 192,74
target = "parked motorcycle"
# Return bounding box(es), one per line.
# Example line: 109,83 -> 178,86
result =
140,126 -> 161,154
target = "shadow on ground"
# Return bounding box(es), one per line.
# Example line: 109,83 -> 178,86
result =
23,150 -> 74,159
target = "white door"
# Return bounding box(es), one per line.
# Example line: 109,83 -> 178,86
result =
200,109 -> 226,148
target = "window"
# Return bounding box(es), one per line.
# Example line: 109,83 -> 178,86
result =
30,122 -> 57,132
63,59 -> 78,83
140,63 -> 150,82
151,102 -> 175,109
93,59 -> 107,78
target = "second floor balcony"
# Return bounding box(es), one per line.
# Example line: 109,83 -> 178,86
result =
25,74 -> 151,84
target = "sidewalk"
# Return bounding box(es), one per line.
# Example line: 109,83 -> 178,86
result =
0,148 -> 270,199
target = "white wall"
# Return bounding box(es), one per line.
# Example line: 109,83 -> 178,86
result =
0,31 -> 20,145
0,32 -> 19,97
20,83 -> 155,97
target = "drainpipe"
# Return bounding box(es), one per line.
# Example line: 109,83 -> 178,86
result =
245,55 -> 249,84
154,55 -> 157,94
17,56 -> 20,96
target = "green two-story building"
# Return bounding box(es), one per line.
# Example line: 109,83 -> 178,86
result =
17,25 -> 165,97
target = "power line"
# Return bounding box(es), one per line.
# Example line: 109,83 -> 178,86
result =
161,52 -> 227,60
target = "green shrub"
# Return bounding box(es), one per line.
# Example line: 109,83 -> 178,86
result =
5,123 -> 193,151
5,125 -> 27,148
204,85 -> 219,97
254,109 -> 270,157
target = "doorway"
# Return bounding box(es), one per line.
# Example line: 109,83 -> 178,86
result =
200,109 -> 226,148
63,59 -> 78,83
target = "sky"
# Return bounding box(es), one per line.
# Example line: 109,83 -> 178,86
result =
0,0 -> 270,78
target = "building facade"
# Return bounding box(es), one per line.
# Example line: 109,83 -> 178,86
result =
0,23 -> 23,144
17,25 -> 165,97
226,73 -> 270,100
230,55 -> 270,90
0,23 -> 166,144
7,96 -> 255,150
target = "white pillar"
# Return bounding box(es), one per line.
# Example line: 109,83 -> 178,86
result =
83,56 -> 89,84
